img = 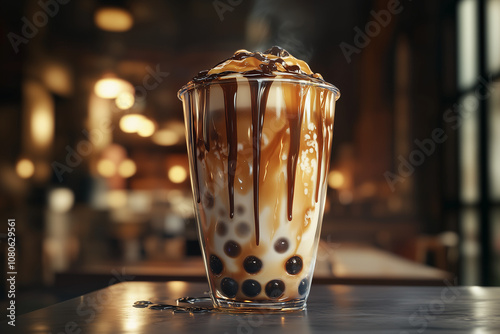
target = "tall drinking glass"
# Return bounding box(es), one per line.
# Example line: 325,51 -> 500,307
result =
178,75 -> 339,311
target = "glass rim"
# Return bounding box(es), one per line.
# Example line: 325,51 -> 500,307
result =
177,75 -> 340,101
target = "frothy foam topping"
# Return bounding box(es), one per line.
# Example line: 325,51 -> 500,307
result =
193,46 -> 324,82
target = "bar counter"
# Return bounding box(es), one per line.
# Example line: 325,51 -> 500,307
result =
2,281 -> 499,333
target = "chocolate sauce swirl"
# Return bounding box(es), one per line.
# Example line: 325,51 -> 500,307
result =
192,46 -> 324,84
247,79 -> 272,245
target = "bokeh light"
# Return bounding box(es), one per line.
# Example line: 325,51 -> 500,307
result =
328,170 -> 345,189
168,165 -> 187,183
115,91 -> 135,110
97,159 -> 116,178
137,118 -> 155,137
118,159 -> 137,178
94,7 -> 133,32
48,188 -> 74,213
119,114 -> 146,133
16,159 -> 35,179
94,78 -> 133,99
152,129 -> 180,146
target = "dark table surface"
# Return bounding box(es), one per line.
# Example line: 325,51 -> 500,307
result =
2,281 -> 499,333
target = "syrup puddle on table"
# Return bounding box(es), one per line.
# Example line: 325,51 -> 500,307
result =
133,297 -> 213,314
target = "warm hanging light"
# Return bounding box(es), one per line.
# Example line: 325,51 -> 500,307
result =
137,118 -> 155,137
115,91 -> 135,110
16,159 -> 35,179
48,188 -> 74,213
94,7 -> 133,32
97,159 -> 116,178
94,78 -> 133,99
119,114 -> 146,133
152,129 -> 180,146
118,159 -> 137,178
168,165 -> 187,183
328,170 -> 345,189
24,81 -> 54,151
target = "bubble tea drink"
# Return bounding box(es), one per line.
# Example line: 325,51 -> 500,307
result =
178,46 -> 340,311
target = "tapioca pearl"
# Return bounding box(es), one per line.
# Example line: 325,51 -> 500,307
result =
243,256 -> 262,274
218,208 -> 226,217
242,279 -> 261,297
274,238 -> 289,253
285,256 -> 303,275
203,192 -> 214,209
298,278 -> 308,295
209,255 -> 223,276
220,277 -> 238,298
216,221 -> 228,236
236,205 -> 245,215
224,240 -> 241,258
265,280 -> 285,299
235,222 -> 250,237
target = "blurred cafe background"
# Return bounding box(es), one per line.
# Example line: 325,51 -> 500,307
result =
1,0 -> 500,314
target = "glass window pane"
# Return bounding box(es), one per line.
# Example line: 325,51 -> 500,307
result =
487,0 -> 500,74
492,208 -> 500,285
457,0 -> 478,89
459,93 -> 480,203
489,81 -> 500,200
461,208 -> 481,285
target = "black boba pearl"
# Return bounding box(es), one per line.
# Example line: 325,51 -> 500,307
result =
235,222 -> 250,237
220,277 -> 238,298
209,255 -> 223,275
203,192 -> 214,209
243,256 -> 262,274
224,240 -> 241,258
242,280 -> 261,297
285,256 -> 303,275
236,205 -> 245,215
265,280 -> 285,299
298,278 -> 308,295
274,238 -> 289,253
216,221 -> 228,236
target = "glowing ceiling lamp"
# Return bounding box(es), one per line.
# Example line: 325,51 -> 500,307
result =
94,78 -> 134,99
328,170 -> 345,189
119,114 -> 146,133
137,118 -> 155,137
16,159 -> 35,179
97,159 -> 116,178
94,7 -> 133,32
118,159 -> 137,178
115,91 -> 135,110
168,165 -> 187,184
152,129 -> 181,146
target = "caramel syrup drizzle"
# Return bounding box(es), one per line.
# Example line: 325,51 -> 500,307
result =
191,81 -> 332,246
315,90 -> 326,203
